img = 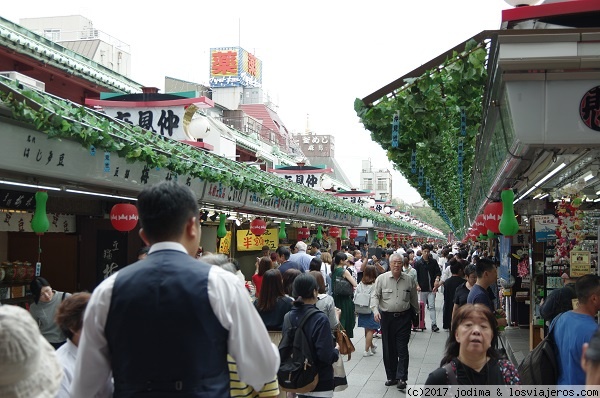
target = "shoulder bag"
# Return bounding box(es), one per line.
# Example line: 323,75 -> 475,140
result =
335,325 -> 356,360
334,271 -> 353,297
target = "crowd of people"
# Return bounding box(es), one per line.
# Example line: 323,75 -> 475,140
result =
2,180 -> 600,397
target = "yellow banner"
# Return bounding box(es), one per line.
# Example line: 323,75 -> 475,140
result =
219,231 -> 232,255
236,228 -> 279,251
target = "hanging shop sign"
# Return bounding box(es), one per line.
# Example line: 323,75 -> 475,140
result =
203,182 -> 247,208
85,96 -> 214,142
0,212 -> 75,233
269,164 -> 333,190
297,203 -> 330,222
1,126 -> 206,198
218,231 -> 232,255
334,190 -> 374,206
236,228 -> 279,252
0,190 -> 36,211
297,134 -> 334,157
570,250 -> 591,277
209,47 -> 262,88
533,215 -> 558,242
242,192 -> 299,217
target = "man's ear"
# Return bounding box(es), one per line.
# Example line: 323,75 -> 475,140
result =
186,216 -> 199,240
139,228 -> 150,246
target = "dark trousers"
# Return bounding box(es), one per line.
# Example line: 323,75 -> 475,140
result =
381,310 -> 412,381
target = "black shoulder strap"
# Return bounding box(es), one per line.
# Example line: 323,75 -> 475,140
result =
298,307 -> 320,330
548,312 -> 564,337
61,292 -> 66,301
443,362 -> 458,385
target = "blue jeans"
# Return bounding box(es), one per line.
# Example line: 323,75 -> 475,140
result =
419,291 -> 437,326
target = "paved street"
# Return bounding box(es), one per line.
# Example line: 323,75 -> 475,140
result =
336,294 -> 447,397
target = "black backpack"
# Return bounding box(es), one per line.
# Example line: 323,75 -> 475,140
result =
277,308 -> 320,393
517,313 -> 563,385
540,284 -> 576,323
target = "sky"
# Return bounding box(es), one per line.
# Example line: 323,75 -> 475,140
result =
3,0 -> 512,204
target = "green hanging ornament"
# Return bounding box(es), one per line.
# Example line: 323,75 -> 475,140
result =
217,213 -> 227,238
316,225 -> 323,240
487,230 -> 496,240
31,191 -> 49,235
278,221 -> 287,240
499,189 -> 519,237
478,233 -> 486,241
341,227 -> 347,240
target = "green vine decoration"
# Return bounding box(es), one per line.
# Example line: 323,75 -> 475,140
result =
355,39 -> 488,233
0,78 -> 443,238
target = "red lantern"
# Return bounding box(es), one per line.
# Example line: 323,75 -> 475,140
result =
377,231 -> 384,239
110,203 -> 138,232
250,218 -> 267,236
483,202 -> 503,234
475,214 -> 487,235
297,227 -> 310,240
386,233 -> 393,241
394,233 -> 399,241
328,226 -> 341,238
349,229 -> 359,239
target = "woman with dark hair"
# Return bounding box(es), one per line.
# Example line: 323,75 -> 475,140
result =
282,268 -> 302,297
281,273 -> 339,397
54,292 -> 113,397
29,276 -> 71,349
452,264 -> 478,319
309,257 -> 332,295
254,269 -> 293,333
332,252 -> 357,338
253,256 -> 273,297
355,264 -> 379,357
310,270 -> 338,331
425,304 -> 520,385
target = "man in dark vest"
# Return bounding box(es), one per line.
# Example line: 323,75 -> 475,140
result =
71,181 -> 279,397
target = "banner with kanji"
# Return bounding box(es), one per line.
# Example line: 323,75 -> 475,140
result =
218,231 -> 232,255
236,228 -> 279,251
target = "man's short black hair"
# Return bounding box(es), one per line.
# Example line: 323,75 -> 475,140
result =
475,257 -> 496,278
276,245 -> 291,260
137,181 -> 198,242
576,274 -> 600,303
310,241 -> 321,249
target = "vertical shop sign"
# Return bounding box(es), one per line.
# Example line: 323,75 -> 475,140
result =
96,230 -> 128,284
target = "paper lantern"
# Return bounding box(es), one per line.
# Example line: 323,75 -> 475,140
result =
328,226 -> 340,238
377,231 -> 384,239
278,221 -> 287,240
499,189 -> 520,237
316,225 -> 323,240
349,229 -> 359,239
475,214 -> 487,235
297,227 -> 310,240
31,191 -> 50,234
386,233 -> 393,241
483,202 -> 503,234
217,214 -> 228,238
394,233 -> 399,241
341,227 -> 347,240
110,203 -> 138,232
250,218 -> 267,236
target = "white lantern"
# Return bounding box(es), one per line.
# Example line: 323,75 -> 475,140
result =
187,116 -> 211,140
384,206 -> 391,213
321,176 -> 333,190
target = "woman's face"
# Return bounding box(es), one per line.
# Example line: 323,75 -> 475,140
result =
455,313 -> 493,357
39,286 -> 54,302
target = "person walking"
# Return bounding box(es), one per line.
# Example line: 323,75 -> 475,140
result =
414,244 -> 442,332
331,252 -> 357,338
71,181 -> 279,397
281,273 -> 339,397
356,264 -> 379,357
442,259 -> 464,330
371,253 -> 418,391
553,274 -> 600,385
467,258 -> 507,329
